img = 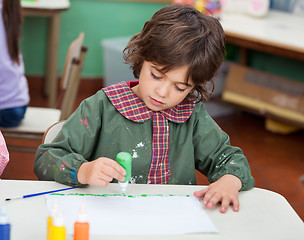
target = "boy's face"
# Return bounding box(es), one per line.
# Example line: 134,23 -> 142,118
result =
132,61 -> 194,112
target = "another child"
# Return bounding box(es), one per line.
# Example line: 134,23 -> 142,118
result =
35,5 -> 255,213
0,0 -> 30,127
0,130 -> 9,176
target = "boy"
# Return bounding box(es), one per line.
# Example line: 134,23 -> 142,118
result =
35,5 -> 255,213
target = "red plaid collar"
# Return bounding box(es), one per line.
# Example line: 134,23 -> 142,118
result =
103,81 -> 195,123
103,81 -> 195,184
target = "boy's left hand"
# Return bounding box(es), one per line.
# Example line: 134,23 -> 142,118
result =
193,174 -> 242,213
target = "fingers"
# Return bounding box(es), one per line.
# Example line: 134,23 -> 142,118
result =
101,159 -> 126,182
194,186 -> 217,208
194,188 -> 220,209
194,186 -> 240,213
92,158 -> 126,185
193,188 -> 207,198
90,178 -> 111,188
220,199 -> 230,213
220,195 -> 239,213
77,157 -> 127,187
231,196 -> 239,212
203,190 -> 221,209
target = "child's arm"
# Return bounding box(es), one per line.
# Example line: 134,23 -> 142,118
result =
193,174 -> 242,213
34,92 -> 117,187
193,110 -> 255,191
192,104 -> 255,212
77,157 -> 126,187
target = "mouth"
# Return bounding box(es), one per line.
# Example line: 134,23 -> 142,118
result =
150,97 -> 164,106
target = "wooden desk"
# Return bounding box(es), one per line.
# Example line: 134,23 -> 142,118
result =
1,180 -> 303,239
220,10 -> 304,64
21,0 -> 70,108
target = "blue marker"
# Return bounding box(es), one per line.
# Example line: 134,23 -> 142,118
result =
116,152 -> 132,194
0,206 -> 10,240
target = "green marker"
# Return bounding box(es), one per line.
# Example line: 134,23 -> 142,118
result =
116,152 -> 132,194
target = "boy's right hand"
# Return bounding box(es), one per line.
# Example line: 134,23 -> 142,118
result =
77,157 -> 126,187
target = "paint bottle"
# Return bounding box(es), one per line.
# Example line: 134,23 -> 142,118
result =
50,209 -> 66,240
0,206 -> 10,240
47,200 -> 58,240
74,205 -> 89,240
195,0 -> 205,12
116,152 -> 132,194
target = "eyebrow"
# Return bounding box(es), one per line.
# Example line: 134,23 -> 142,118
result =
151,65 -> 165,74
178,81 -> 193,87
151,65 -> 193,87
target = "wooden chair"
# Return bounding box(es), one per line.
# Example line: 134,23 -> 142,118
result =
42,121 -> 65,144
0,33 -> 87,151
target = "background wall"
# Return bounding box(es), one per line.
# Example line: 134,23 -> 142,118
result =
21,0 -> 168,77
20,0 -> 304,83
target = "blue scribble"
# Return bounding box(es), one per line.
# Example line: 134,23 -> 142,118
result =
71,168 -> 77,183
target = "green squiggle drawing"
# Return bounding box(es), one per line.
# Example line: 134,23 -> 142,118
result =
50,193 -> 190,197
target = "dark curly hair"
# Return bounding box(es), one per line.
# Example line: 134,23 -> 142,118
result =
123,4 -> 226,102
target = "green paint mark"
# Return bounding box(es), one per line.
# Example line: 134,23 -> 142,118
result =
50,193 -> 191,198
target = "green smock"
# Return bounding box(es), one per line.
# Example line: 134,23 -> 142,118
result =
34,82 -> 255,190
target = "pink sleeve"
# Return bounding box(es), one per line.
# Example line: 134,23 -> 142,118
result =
0,131 -> 9,176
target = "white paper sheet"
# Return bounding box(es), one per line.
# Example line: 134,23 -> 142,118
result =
46,194 -> 218,235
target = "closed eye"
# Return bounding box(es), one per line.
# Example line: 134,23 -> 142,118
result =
151,72 -> 161,80
175,85 -> 186,92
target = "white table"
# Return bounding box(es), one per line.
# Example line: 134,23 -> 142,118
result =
21,0 -> 70,108
0,180 -> 303,240
220,10 -> 304,63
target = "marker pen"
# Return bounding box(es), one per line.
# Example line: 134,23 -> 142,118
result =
47,200 -> 58,240
74,205 -> 89,240
116,152 -> 132,194
0,206 -> 10,240
50,210 -> 66,240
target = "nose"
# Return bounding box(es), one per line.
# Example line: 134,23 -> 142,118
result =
156,82 -> 170,98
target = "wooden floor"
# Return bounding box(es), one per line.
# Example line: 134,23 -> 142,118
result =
216,112 -> 304,221
2,77 -> 304,221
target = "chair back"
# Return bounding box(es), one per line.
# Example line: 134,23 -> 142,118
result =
61,32 -> 84,90
59,45 -> 87,120
42,121 -> 65,144
57,32 -> 87,120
